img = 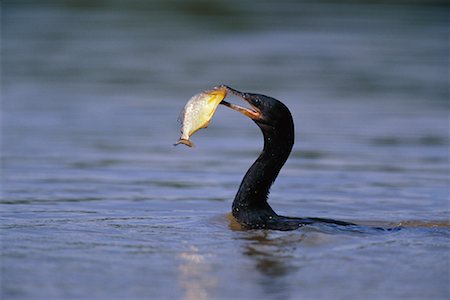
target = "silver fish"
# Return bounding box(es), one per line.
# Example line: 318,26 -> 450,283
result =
175,86 -> 227,147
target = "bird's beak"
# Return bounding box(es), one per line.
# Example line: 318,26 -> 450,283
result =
219,85 -> 262,121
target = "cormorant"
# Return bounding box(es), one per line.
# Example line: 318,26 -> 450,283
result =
220,85 -> 356,231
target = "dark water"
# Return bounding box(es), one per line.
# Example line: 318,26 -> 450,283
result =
2,1 -> 449,299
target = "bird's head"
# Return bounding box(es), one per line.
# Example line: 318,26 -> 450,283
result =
219,85 -> 293,131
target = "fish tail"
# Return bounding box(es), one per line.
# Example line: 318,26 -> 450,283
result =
174,139 -> 195,148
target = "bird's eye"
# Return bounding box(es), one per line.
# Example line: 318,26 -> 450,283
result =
253,98 -> 261,105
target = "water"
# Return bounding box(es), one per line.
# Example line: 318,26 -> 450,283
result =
2,1 -> 449,299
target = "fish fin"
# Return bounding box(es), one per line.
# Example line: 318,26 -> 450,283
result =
177,108 -> 186,125
174,139 -> 195,148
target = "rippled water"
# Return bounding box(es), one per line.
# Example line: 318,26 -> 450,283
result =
2,1 -> 449,299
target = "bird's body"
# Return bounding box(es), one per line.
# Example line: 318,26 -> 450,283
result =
220,86 -> 355,230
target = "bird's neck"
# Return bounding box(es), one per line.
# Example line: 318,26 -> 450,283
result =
232,124 -> 294,219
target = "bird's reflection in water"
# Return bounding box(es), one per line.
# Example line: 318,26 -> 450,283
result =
240,231 -> 305,298
177,245 -> 217,300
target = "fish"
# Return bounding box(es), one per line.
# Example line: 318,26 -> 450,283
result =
175,86 -> 227,147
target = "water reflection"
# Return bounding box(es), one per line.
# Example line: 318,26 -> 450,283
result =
240,231 -> 304,298
178,245 -> 217,300
244,231 -> 303,277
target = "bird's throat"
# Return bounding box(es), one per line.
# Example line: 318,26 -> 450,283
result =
232,127 -> 293,225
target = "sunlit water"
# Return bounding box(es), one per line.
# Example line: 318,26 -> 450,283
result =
2,1 -> 449,299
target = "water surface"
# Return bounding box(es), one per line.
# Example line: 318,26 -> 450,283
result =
2,1 -> 449,299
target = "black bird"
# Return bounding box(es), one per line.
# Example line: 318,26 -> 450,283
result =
220,85 -> 356,231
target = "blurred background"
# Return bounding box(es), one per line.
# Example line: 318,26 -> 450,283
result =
2,1 -> 449,299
